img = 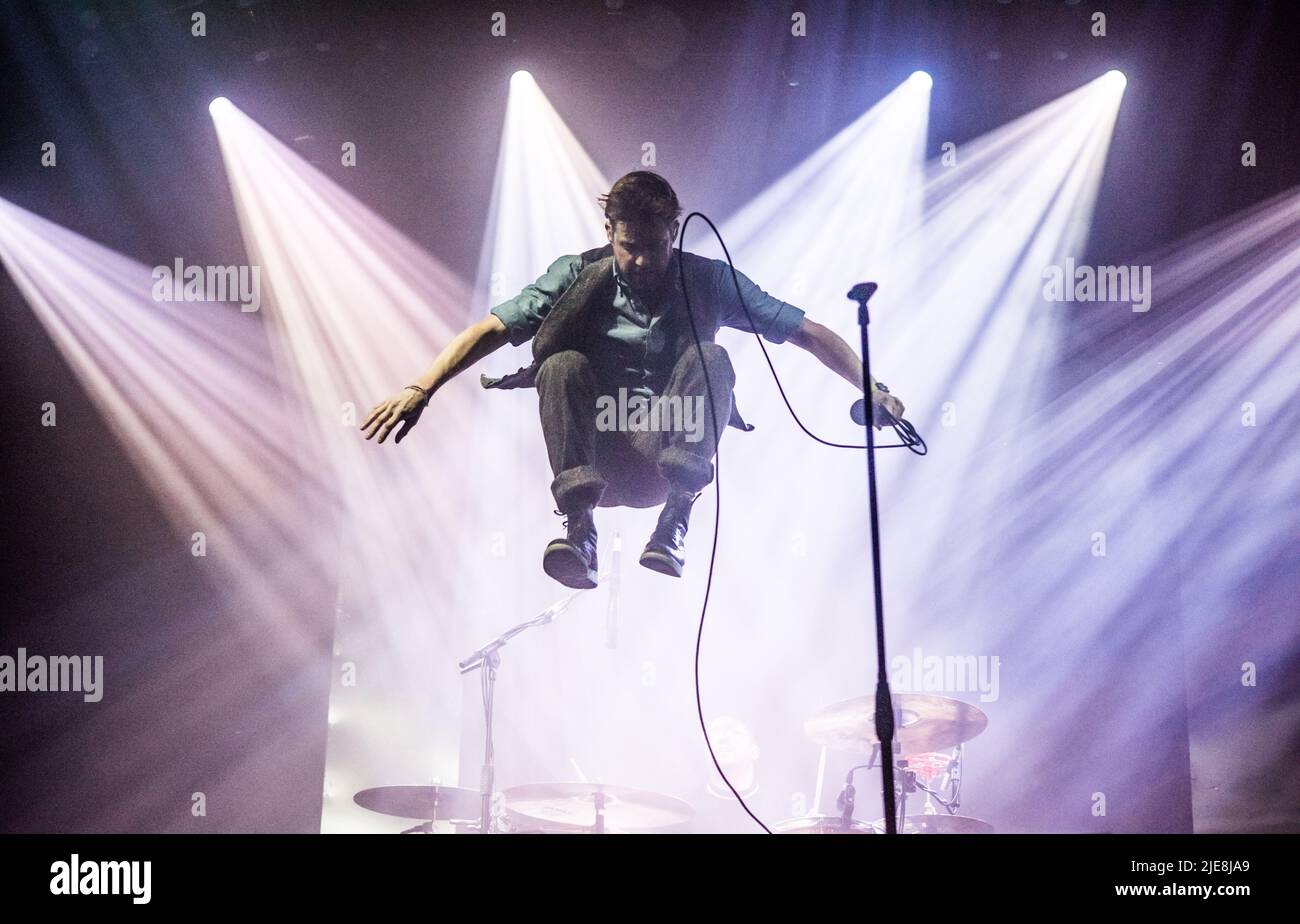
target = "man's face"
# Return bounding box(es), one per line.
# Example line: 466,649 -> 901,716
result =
606,217 -> 679,294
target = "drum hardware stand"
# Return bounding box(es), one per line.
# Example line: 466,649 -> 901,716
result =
911,746 -> 964,817
896,759 -> 917,830
836,763 -> 874,830
868,742 -> 965,830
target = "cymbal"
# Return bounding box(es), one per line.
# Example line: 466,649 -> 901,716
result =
502,782 -> 694,832
773,814 -> 877,835
874,814 -> 995,835
353,785 -> 482,822
804,693 -> 988,755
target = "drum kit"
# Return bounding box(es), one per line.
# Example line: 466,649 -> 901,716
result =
352,691 -> 993,834
801,692 -> 994,834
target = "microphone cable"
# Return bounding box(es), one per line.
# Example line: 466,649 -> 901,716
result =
675,210 -> 924,834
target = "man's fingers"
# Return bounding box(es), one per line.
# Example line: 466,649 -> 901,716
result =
376,407 -> 405,444
363,403 -> 394,440
362,395 -> 424,445
873,395 -> 904,423
361,403 -> 385,430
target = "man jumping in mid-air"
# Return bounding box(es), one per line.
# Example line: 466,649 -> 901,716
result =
362,171 -> 904,589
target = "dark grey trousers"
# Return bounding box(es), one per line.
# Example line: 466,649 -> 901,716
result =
535,344 -> 736,512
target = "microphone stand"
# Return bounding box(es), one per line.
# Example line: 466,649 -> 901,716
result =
848,281 -> 898,834
458,579 -> 602,833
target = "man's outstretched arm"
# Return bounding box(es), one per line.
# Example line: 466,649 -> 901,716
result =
361,313 -> 511,444
411,313 -> 512,397
786,316 -> 905,425
362,253 -> 581,444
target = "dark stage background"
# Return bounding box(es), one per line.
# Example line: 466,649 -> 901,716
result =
2,0 -> 1298,833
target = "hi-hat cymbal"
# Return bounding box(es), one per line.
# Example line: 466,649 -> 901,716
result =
353,785 -> 482,822
804,693 -> 988,755
502,782 -> 694,832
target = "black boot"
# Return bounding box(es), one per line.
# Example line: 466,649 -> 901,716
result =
640,487 -> 700,578
543,506 -> 598,589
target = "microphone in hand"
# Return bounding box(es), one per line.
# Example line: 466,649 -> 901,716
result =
851,382 -> 901,428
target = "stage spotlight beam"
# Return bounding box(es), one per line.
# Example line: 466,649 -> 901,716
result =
211,99 -> 482,832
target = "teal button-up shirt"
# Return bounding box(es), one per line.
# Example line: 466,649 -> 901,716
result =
490,249 -> 805,399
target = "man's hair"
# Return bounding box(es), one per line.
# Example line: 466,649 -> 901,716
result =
598,171 -> 681,230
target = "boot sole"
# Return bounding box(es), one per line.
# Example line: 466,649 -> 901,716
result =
639,548 -> 684,578
543,541 -> 598,589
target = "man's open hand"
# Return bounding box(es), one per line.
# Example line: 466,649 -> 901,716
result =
361,388 -> 428,444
